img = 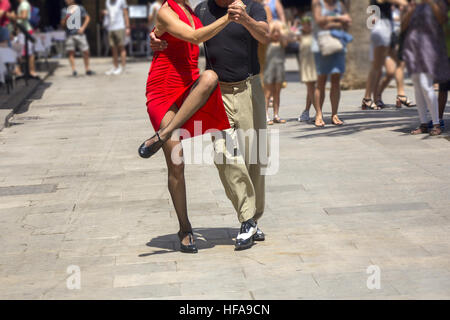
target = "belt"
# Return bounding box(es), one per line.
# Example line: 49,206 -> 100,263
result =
219,74 -> 259,91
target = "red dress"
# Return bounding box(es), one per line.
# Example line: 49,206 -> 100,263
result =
146,0 -> 230,138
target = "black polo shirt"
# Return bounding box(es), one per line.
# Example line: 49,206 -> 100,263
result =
194,0 -> 267,83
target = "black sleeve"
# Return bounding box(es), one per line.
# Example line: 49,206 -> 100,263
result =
250,1 -> 267,23
194,2 -> 204,17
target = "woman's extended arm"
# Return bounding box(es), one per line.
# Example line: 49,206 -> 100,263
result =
155,6 -> 230,45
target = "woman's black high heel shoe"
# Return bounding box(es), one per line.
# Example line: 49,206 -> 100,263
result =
178,231 -> 198,254
138,132 -> 166,159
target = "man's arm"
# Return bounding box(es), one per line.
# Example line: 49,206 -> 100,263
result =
123,7 -> 130,35
79,14 -> 90,34
228,2 -> 270,44
61,7 -> 71,27
275,0 -> 286,23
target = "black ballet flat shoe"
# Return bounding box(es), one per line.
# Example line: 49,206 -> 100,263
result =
178,231 -> 198,254
138,132 -> 166,159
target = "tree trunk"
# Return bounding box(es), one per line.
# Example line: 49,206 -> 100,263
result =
342,0 -> 371,90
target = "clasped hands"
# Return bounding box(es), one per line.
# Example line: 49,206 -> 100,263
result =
227,1 -> 249,25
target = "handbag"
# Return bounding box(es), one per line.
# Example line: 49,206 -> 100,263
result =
317,31 -> 343,56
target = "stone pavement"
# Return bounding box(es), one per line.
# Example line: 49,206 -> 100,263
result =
0,57 -> 449,299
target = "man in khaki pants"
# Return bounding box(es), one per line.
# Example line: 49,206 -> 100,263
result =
213,75 -> 267,232
151,0 -> 270,250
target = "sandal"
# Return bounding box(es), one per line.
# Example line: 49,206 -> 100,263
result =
331,115 -> 344,126
178,230 -> 198,254
138,131 -> 167,158
315,118 -> 325,127
429,124 -> 442,136
410,124 -> 428,135
375,99 -> 386,109
361,98 -> 379,110
396,95 -> 415,108
273,116 -> 286,124
267,119 -> 274,125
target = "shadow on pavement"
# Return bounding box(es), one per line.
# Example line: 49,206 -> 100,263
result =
289,106 -> 450,139
141,227 -> 239,256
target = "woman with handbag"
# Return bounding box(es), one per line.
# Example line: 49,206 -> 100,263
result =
312,0 -> 351,126
362,0 -> 408,110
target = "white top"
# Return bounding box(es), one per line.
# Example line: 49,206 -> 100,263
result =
106,0 -> 128,31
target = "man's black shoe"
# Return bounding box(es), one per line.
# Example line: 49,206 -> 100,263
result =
253,227 -> 265,241
235,219 -> 257,251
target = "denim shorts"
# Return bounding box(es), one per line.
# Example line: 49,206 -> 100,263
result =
0,27 -> 9,42
314,51 -> 346,75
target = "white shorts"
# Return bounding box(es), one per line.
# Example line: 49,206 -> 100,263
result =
369,19 -> 393,61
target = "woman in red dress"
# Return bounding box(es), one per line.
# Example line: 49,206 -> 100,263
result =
139,0 -> 237,253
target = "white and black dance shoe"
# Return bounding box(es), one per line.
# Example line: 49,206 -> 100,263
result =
253,227 -> 265,241
235,219 -> 257,251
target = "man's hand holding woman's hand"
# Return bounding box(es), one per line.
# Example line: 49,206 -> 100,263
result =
228,1 -> 249,25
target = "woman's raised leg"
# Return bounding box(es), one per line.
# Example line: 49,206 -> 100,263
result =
158,70 -> 219,141
140,70 -> 220,158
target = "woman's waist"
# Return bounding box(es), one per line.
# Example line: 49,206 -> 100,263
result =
147,66 -> 199,87
148,68 -> 199,82
152,52 -> 198,68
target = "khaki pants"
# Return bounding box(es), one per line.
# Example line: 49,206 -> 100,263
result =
213,75 -> 267,223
